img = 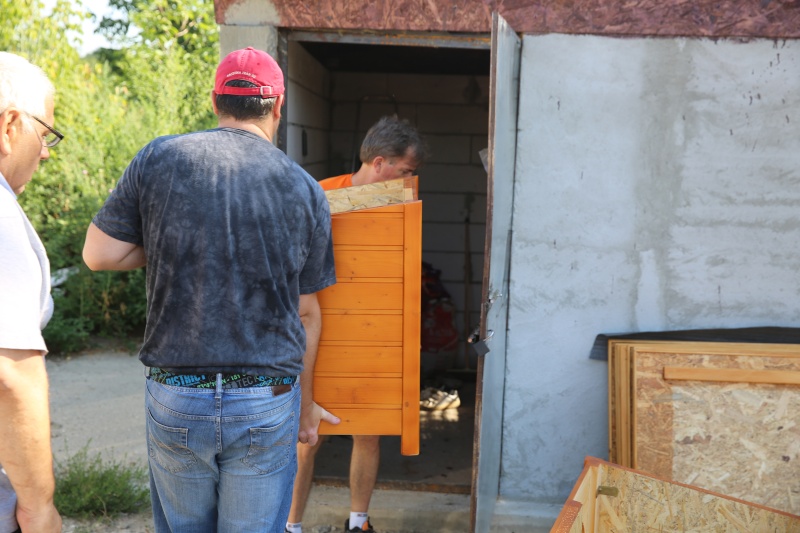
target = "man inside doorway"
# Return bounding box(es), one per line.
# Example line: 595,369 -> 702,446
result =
286,115 -> 427,533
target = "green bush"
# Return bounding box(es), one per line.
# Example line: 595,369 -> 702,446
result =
2,0 -> 218,353
54,446 -> 149,519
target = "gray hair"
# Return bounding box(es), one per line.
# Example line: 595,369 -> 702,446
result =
0,52 -> 55,131
360,116 -> 428,166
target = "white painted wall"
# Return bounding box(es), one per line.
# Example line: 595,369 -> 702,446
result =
502,34 -> 800,511
286,41 -> 331,179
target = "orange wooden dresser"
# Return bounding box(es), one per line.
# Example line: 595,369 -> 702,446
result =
315,199 -> 422,456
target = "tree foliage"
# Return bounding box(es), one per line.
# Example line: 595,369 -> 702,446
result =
1,0 -> 218,353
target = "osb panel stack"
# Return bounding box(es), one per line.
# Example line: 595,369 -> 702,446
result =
609,340 -> 800,514
551,457 -> 800,532
315,182 -> 421,456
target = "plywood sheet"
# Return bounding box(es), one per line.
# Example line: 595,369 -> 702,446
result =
609,340 -> 800,515
325,177 -> 417,215
600,459 -> 800,532
551,457 -> 800,533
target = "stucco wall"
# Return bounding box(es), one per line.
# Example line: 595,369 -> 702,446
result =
504,35 -> 800,506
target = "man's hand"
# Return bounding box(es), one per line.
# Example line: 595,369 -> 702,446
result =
16,501 -> 62,533
298,400 -> 340,446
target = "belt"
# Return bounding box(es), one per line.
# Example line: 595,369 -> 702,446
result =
148,367 -> 296,395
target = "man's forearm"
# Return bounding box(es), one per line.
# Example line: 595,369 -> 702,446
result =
0,349 -> 56,512
299,302 -> 321,411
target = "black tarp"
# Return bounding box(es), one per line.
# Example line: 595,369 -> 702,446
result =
589,326 -> 800,361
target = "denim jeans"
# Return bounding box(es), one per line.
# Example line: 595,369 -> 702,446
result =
145,375 -> 300,533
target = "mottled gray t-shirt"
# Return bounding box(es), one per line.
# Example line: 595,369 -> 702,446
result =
93,128 -> 336,375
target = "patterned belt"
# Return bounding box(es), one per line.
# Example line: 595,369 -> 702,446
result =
148,367 -> 296,394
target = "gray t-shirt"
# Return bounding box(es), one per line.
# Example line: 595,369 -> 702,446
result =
93,128 -> 336,375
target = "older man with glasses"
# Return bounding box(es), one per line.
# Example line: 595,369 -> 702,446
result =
0,52 -> 64,533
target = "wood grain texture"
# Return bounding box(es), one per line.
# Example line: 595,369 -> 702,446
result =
315,376 -> 402,406
319,408 -> 402,435
216,0 -> 800,38
664,366 -> 800,385
326,177 -> 417,214
608,340 -> 800,515
315,345 -> 403,375
315,202 -> 421,455
317,282 -> 403,311
330,249 -> 404,279
551,457 -> 800,532
401,201 -> 422,455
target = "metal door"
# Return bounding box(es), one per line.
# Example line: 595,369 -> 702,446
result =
470,12 -> 520,533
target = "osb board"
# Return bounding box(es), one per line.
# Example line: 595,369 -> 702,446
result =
216,0 -> 800,38
325,177 -> 417,215
632,343 -> 800,514
315,201 -> 421,455
551,457 -> 800,533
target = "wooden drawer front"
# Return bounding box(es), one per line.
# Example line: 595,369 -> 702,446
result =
318,282 -> 403,311
332,249 -> 403,279
315,346 -> 402,375
331,216 -> 404,246
314,377 -> 402,407
319,408 -> 401,435
320,314 -> 402,343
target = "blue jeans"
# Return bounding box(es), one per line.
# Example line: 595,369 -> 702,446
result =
145,375 -> 300,533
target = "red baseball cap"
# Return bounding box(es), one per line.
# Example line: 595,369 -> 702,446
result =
214,47 -> 285,98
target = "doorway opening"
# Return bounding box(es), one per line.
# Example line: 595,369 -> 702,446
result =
280,31 -> 491,493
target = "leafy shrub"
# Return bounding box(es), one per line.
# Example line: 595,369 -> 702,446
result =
54,446 -> 149,518
2,0 -> 218,353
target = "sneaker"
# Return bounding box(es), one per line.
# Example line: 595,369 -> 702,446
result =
420,388 -> 447,409
424,390 -> 460,411
345,518 -> 375,532
420,386 -> 440,402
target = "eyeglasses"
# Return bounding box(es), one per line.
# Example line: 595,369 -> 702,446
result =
27,114 -> 64,148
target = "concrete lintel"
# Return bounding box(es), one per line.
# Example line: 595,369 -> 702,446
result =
220,25 -> 278,57
219,0 -> 280,26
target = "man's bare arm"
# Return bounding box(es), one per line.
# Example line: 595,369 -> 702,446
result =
0,348 -> 62,533
297,293 -> 340,445
82,223 -> 146,271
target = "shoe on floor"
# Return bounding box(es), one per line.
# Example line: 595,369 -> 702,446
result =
423,389 -> 460,411
345,517 -> 376,532
420,386 -> 439,401
420,388 -> 447,408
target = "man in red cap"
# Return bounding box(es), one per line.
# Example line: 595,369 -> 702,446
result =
83,47 -> 340,533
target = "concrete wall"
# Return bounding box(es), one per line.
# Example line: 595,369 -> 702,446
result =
327,70 -> 490,368
502,34 -> 800,511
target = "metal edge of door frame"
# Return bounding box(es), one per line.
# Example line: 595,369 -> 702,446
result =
470,12 -> 521,533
